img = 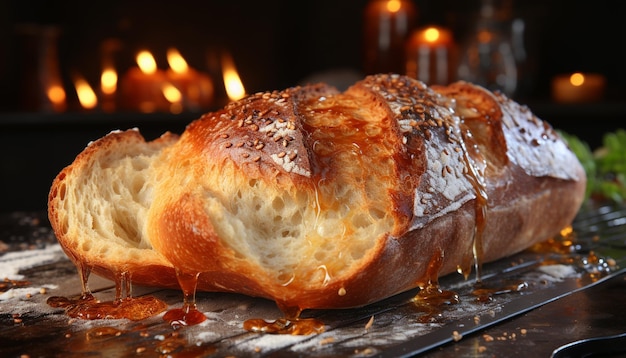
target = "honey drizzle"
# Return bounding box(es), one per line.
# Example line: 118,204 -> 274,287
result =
77,260 -> 93,299
455,120 -> 489,282
163,271 -> 206,328
413,250 -> 460,323
114,270 -> 132,302
47,260 -> 167,321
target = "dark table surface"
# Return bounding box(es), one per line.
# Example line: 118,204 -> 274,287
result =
1,201 -> 625,357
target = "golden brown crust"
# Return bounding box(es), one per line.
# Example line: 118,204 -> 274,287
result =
48,74 -> 586,311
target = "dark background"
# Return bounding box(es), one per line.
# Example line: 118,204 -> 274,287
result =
0,0 -> 624,211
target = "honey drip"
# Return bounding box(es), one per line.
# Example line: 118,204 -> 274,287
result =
243,303 -> 325,335
78,260 -> 92,297
47,262 -> 167,321
456,121 -> 489,282
163,271 -> 206,328
413,250 -> 460,323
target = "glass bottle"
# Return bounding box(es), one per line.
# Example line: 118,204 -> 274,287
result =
457,0 -> 517,96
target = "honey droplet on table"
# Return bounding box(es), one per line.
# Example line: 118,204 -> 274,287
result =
471,279 -> 528,303
243,317 -> 325,335
163,271 -> 206,328
85,326 -> 124,340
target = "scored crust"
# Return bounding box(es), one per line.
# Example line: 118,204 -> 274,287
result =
48,74 -> 586,311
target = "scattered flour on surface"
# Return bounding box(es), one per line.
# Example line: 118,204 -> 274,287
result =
0,244 -> 66,303
537,264 -> 579,281
0,243 -> 65,280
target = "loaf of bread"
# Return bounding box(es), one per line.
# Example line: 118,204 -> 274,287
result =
48,74 -> 586,314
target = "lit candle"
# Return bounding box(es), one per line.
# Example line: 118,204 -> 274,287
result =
363,0 -> 417,75
46,84 -> 67,113
221,52 -> 246,102
100,64 -> 117,112
73,74 -> 98,111
405,25 -> 456,85
120,50 -> 169,113
166,48 -> 214,111
551,73 -> 606,103
161,82 -> 183,114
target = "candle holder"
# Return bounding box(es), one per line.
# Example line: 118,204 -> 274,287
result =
363,0 -> 417,75
15,24 -> 67,112
551,73 -> 606,104
405,26 -> 457,85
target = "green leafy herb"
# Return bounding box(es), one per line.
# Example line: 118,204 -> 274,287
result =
560,129 -> 626,202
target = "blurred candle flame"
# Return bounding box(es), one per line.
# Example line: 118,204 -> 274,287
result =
424,27 -> 441,43
46,84 -> 66,109
570,72 -> 585,86
74,75 -> 98,109
167,48 -> 189,74
162,82 -> 182,103
221,53 -> 245,101
136,50 -> 158,75
386,0 -> 401,13
101,66 -> 117,95
162,82 -> 183,113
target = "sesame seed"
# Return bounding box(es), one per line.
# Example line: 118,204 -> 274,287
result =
236,142 -> 244,148
253,156 -> 261,162
225,143 -> 233,148
278,151 -> 286,158
288,152 -> 297,160
220,134 -> 229,139
242,153 -> 250,158
255,143 -> 264,150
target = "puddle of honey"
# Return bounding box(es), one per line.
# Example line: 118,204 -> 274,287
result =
412,250 -> 460,323
243,302 -> 325,335
162,271 -> 207,328
47,294 -> 168,321
471,280 -> 528,303
47,261 -> 167,321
